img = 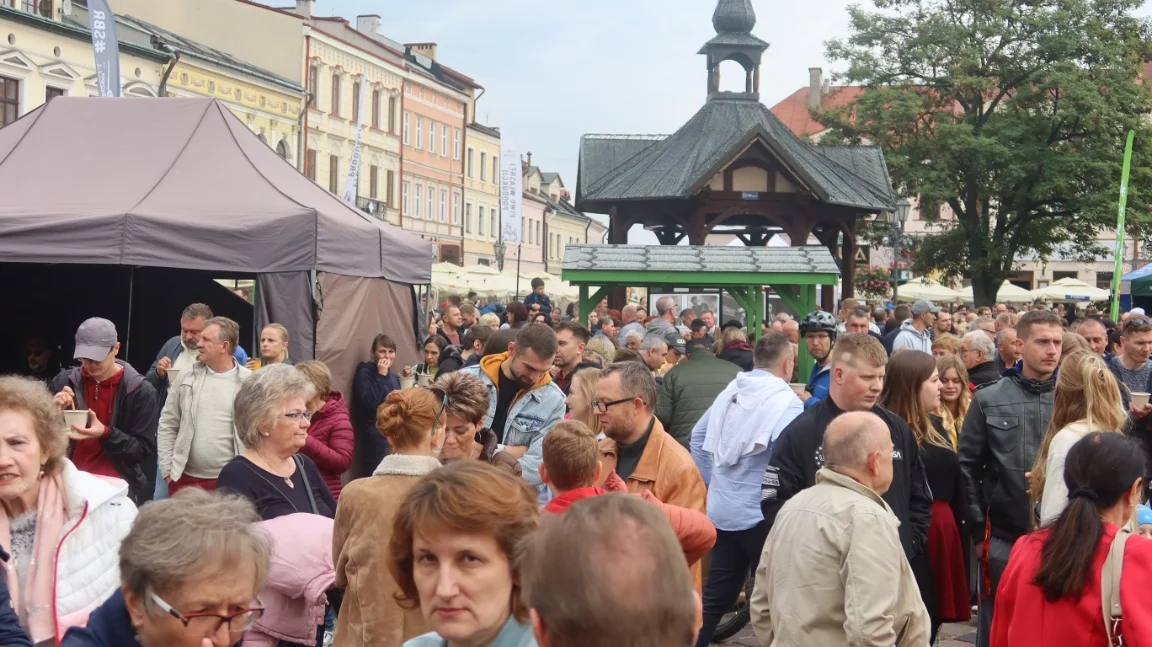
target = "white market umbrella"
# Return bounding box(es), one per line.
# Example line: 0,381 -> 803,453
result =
431,261 -> 463,275
1030,277 -> 1111,303
459,264 -> 502,277
893,277 -> 960,303
957,281 -> 1034,303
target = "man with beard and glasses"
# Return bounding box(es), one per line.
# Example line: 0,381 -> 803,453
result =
459,323 -> 566,502
593,360 -> 707,591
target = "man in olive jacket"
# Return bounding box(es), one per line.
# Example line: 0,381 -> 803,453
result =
656,339 -> 740,448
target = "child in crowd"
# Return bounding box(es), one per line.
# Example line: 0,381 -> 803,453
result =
1138,504 -> 1152,538
539,420 -> 716,564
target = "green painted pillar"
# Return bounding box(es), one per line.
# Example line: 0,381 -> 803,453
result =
797,284 -> 814,382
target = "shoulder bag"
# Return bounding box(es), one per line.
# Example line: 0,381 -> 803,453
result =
1101,528 -> 1131,646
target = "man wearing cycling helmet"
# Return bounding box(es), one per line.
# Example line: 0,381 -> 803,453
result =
799,311 -> 837,409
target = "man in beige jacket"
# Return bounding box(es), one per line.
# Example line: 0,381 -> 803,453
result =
751,411 -> 930,646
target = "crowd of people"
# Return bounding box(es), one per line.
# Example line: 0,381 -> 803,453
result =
5,277 -> 1152,646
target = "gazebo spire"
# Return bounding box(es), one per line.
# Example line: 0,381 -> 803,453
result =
700,0 -> 769,98
712,0 -> 756,34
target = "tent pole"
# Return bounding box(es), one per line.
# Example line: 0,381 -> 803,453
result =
125,267 -> 135,357
515,243 -> 522,301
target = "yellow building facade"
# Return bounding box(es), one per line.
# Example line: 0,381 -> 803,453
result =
463,122 -> 500,265
0,4 -> 165,128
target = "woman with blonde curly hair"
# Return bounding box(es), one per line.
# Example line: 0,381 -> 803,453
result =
390,461 -> 539,647
332,388 -> 446,647
1032,350 -> 1129,526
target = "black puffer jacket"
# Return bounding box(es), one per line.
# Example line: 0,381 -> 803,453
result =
762,397 -> 933,559
967,361 -> 1002,389
48,362 -> 158,505
717,341 -> 754,372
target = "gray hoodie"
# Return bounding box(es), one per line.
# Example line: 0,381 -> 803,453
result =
891,319 -> 933,353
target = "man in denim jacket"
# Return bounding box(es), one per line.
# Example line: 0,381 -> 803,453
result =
459,323 -> 565,501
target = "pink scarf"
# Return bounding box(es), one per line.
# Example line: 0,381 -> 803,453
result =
0,471 -> 69,644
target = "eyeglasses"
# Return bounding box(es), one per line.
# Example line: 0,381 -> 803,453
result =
590,397 -> 634,414
150,592 -> 264,635
1125,317 -> 1152,332
282,411 -> 312,422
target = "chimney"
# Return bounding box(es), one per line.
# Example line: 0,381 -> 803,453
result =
808,67 -> 823,109
295,0 -> 312,18
526,152 -> 533,168
406,43 -> 438,61
355,14 -> 381,35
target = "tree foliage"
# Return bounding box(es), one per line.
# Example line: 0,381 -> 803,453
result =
821,0 -> 1152,305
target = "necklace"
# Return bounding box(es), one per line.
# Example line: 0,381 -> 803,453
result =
253,451 -> 295,488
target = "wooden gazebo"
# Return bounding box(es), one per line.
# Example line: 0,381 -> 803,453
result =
574,0 -> 895,312
561,244 -> 840,380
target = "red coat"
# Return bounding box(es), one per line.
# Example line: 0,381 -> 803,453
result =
543,472 -> 716,566
993,524 -> 1152,647
301,390 -> 354,500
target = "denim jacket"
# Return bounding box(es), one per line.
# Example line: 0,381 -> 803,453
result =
459,353 -> 565,499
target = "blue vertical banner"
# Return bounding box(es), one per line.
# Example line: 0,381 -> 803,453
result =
87,0 -> 121,97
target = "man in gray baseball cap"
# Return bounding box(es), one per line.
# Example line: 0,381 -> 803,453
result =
892,299 -> 941,354
49,318 -> 158,504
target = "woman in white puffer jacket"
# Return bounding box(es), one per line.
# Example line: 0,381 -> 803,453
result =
1031,351 -> 1129,526
0,376 -> 137,645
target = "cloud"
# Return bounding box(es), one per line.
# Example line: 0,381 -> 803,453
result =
325,0 -> 854,242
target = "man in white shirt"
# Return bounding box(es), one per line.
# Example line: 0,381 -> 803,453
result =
157,317 -> 253,494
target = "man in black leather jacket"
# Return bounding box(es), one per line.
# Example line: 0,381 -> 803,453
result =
958,310 -> 1063,647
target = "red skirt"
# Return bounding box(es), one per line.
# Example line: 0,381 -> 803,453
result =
928,499 -> 971,622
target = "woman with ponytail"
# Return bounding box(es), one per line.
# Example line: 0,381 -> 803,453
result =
992,432 -> 1152,646
1031,351 -> 1129,526
331,388 -> 446,647
881,350 -> 971,638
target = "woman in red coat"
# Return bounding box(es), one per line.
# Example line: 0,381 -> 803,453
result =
295,361 -> 354,500
992,432 -> 1152,647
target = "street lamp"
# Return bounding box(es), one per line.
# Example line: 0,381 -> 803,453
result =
493,240 -> 506,272
887,197 -> 913,304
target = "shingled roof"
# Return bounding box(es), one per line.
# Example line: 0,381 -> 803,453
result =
562,244 -> 839,276
577,95 -> 894,212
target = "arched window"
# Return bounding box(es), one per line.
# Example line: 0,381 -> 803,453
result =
276,140 -> 291,162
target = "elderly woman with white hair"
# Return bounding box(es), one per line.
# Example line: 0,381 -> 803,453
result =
217,365 -> 336,521
0,375 -> 137,645
61,489 -> 271,647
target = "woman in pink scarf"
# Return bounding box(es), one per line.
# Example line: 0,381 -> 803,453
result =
0,376 -> 137,645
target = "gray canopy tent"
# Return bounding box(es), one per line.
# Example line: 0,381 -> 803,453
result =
0,97 -> 431,393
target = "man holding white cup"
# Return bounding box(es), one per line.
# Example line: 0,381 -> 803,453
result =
49,317 -> 158,505
1106,315 -> 1152,471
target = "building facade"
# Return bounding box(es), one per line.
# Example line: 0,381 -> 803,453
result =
463,122 -> 500,265
0,3 -> 166,129
539,173 -> 607,274
302,14 -> 404,223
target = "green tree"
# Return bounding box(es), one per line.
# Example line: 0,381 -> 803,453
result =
821,0 -> 1152,306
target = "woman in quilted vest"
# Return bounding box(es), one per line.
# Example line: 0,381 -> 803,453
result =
294,361 -> 354,500
0,375 -> 138,645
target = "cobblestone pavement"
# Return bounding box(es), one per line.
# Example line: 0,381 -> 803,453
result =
714,619 -> 978,646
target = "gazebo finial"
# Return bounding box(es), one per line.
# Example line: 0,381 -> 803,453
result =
712,0 -> 756,34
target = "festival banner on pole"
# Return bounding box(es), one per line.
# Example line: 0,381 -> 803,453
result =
341,78 -> 369,206
500,147 -> 523,243
1110,129 -> 1135,321
87,0 -> 120,97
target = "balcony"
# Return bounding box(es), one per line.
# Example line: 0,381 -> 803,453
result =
356,197 -> 387,217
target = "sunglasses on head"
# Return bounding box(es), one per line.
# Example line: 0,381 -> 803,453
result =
1125,317 -> 1152,332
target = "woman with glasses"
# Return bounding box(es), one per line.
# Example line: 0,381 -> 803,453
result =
390,461 -> 539,647
217,365 -> 336,521
61,488 -> 270,647
0,375 -> 137,645
332,388 -> 446,647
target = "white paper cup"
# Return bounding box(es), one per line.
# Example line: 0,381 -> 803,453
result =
63,409 -> 90,435
166,368 -> 181,385
417,373 -> 433,387
789,383 -> 807,396
400,376 -> 416,390
1134,392 -> 1151,409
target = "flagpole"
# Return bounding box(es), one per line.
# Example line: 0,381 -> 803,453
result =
1110,129 -> 1136,321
